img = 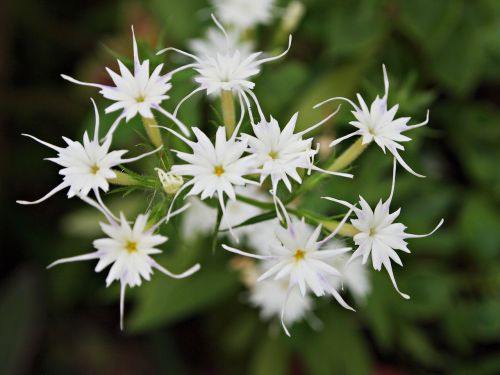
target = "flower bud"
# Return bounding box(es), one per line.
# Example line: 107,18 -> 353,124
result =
281,1 -> 305,35
155,168 -> 183,194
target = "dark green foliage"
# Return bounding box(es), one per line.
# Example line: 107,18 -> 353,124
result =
3,0 -> 500,373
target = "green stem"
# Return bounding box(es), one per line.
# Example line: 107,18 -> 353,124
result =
142,116 -> 163,148
221,90 -> 236,137
328,137 -> 367,172
235,194 -> 358,237
285,137 -> 368,203
318,219 -> 359,237
108,171 -> 139,186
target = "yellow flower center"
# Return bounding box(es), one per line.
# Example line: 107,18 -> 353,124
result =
269,150 -> 279,160
293,249 -> 305,262
369,227 -> 376,237
136,95 -> 146,103
125,241 -> 138,253
90,164 -> 100,175
214,165 -> 225,176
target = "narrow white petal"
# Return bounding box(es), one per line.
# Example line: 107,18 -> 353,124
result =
152,260 -> 201,279
405,218 -> 444,238
222,244 -> 274,260
47,251 -> 100,269
17,182 -> 68,205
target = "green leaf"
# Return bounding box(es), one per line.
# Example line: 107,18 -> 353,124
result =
299,307 -> 372,375
128,242 -> 240,332
290,62 -> 370,133
459,193 -> 500,263
399,324 -> 442,365
250,335 -> 290,375
323,0 -> 388,58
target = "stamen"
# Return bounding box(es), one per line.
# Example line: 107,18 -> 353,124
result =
214,165 -> 225,176
293,249 -> 305,262
269,150 -> 279,160
125,241 -> 138,253
90,164 -> 100,175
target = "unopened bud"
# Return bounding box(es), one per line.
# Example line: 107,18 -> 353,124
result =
282,1 -> 305,35
155,168 -> 183,194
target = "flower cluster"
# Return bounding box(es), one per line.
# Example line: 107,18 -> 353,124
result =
18,2 -> 443,335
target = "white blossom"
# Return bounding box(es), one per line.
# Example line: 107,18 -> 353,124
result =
181,197 -> 218,240
328,253 -> 371,300
157,16 -> 291,126
249,273 -> 312,325
61,26 -> 189,135
160,125 -> 258,240
242,110 -> 353,196
323,160 -> 443,299
212,0 -> 276,30
47,203 -> 200,330
315,65 -> 430,177
223,202 -> 355,336
245,218 -> 282,253
220,185 -> 269,240
189,27 -> 253,60
17,100 -> 160,207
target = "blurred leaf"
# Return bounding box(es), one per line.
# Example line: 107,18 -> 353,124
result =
362,272 -> 397,349
456,354 -> 500,375
148,0 -> 206,41
298,308 -> 372,375
250,336 -> 290,375
459,194 -> 500,263
399,266 -> 456,319
439,103 -> 500,193
397,0 -> 462,50
323,0 -> 387,58
399,325 -> 441,366
290,62 -> 369,133
254,62 -> 310,115
129,243 -> 240,332
0,268 -> 42,375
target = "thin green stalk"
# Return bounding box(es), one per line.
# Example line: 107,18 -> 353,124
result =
142,116 -> 163,148
328,137 -> 367,172
235,194 -> 358,237
221,90 -> 236,136
286,137 -> 368,203
318,219 -> 359,237
108,171 -> 139,186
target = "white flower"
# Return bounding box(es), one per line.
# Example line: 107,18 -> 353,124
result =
328,253 -> 371,300
189,27 -> 253,60
47,203 -> 200,330
242,111 -> 353,194
160,125 -> 258,240
17,100 -> 160,207
157,16 -> 291,125
249,273 -> 312,325
212,0 -> 275,30
223,205 -> 355,336
220,185 -> 268,239
245,218 -> 281,253
315,65 -> 430,177
181,197 -> 218,240
323,159 -> 443,299
61,26 -> 189,135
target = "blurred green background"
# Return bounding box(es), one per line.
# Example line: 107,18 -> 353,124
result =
2,0 -> 500,374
